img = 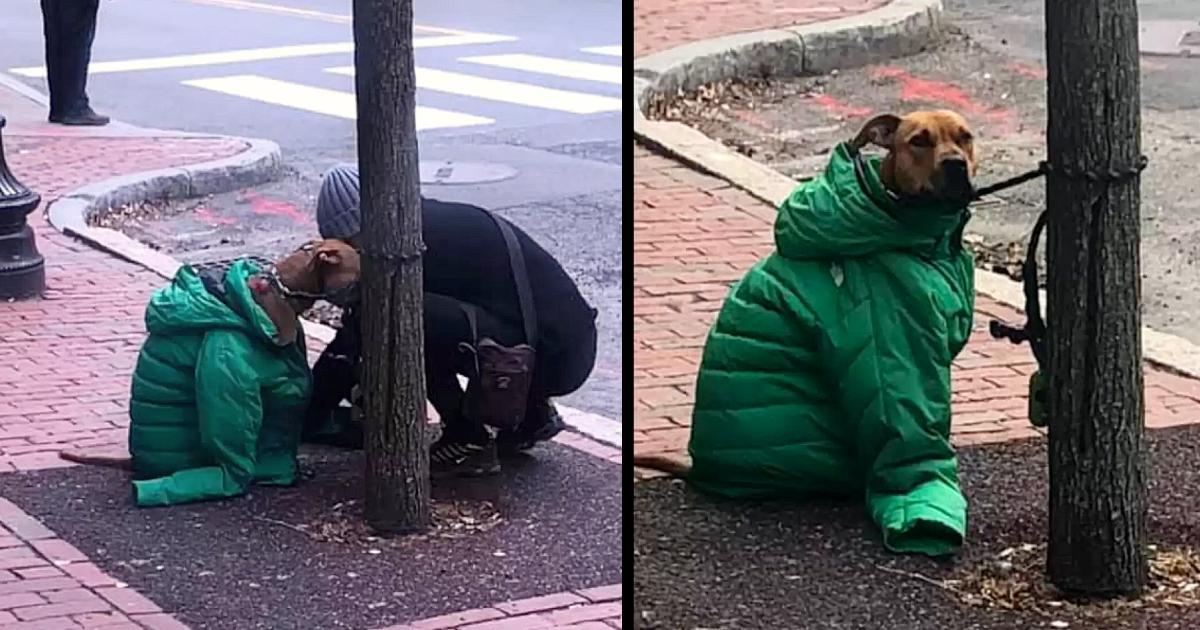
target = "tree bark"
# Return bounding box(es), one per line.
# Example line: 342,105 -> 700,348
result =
352,0 -> 430,534
1044,0 -> 1147,595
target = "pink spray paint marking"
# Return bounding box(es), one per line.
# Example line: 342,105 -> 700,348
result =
1006,63 -> 1048,80
239,192 -> 313,225
870,66 -> 1018,135
194,207 -> 237,226
806,94 -> 873,119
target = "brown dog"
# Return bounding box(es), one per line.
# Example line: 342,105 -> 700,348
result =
852,109 -> 978,202
633,110 -> 979,478
60,239 -> 361,469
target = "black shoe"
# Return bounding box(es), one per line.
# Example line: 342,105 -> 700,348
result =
498,401 -> 566,456
49,107 -> 110,126
430,435 -> 500,478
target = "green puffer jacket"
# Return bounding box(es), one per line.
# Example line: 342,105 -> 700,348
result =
127,260 -> 311,507
689,143 -> 975,557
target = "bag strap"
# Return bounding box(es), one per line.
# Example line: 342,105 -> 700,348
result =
481,210 -> 538,346
460,302 -> 479,343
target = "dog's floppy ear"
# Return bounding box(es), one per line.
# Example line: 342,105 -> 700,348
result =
851,114 -> 902,150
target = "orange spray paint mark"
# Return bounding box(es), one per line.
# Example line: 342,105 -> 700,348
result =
241,193 -> 313,225
806,94 -> 873,118
1007,63 -> 1047,80
869,66 -> 1018,135
194,207 -> 237,226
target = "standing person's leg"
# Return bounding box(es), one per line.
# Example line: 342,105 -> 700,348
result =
45,0 -> 107,125
39,0 -> 65,118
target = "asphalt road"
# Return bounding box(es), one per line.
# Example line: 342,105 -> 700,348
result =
0,0 -> 623,421
946,0 -> 1200,110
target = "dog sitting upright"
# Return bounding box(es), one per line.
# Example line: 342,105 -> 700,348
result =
636,111 -> 978,557
61,240 -> 360,507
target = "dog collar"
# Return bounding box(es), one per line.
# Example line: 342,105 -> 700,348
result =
848,146 -> 973,214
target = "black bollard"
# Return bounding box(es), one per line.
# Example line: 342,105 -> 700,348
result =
0,115 -> 45,300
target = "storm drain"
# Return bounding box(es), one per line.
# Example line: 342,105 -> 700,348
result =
418,161 -> 518,185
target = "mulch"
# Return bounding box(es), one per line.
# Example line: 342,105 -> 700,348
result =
2,442 -> 621,630
634,424 -> 1200,630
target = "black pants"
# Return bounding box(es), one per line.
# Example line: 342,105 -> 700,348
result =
426,292 -> 599,441
40,0 -> 100,117
306,293 -> 597,442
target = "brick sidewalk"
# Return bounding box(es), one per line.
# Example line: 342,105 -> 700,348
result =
634,0 -> 890,55
632,145 -> 1200,477
0,134 -> 248,474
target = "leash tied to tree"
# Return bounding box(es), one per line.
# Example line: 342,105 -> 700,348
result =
974,154 -> 1149,427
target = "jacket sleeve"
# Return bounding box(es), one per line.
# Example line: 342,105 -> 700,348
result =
132,332 -> 263,507
827,279 -> 966,557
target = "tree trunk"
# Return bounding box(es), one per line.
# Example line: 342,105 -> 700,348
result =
352,0 -> 430,534
1044,0 -> 1147,595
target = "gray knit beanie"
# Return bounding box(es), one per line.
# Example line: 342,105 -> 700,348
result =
316,163 -> 362,240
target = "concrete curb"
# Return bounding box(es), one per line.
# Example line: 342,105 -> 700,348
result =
632,0 -> 1200,382
44,134 -> 284,279
40,135 -> 622,448
634,0 -> 944,104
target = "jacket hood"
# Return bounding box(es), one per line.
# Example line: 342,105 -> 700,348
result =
144,259 -> 284,344
774,142 -> 971,260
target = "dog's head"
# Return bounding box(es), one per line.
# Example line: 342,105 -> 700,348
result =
248,239 -> 361,344
851,110 -> 977,204
270,239 -> 361,302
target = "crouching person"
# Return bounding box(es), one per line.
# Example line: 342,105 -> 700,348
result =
304,164 -> 599,478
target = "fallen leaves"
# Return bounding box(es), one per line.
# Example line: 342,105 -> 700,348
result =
881,543 -> 1200,621
252,498 -> 504,549
963,233 -> 1042,285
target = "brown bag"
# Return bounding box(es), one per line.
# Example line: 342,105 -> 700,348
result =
459,211 -> 539,432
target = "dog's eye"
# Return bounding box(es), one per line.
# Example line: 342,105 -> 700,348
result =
908,132 -> 934,148
957,132 -> 974,145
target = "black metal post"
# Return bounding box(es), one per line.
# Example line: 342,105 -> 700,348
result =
0,115 -> 45,300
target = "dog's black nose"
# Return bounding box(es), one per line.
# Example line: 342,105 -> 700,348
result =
940,156 -> 969,177
936,156 -> 974,201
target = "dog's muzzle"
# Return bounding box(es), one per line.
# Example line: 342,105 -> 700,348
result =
265,265 -> 359,307
322,281 -> 359,307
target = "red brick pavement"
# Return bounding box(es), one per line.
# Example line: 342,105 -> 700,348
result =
634,0 -> 890,55
0,135 -> 248,473
632,145 -> 1200,478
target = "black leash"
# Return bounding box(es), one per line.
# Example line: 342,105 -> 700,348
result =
978,155 -> 1149,373
973,154 -> 1148,426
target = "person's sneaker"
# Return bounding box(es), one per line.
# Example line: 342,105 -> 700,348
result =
49,107 -> 110,126
429,435 -> 500,478
497,401 -> 566,456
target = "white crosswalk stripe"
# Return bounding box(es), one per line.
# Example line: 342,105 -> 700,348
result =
325,66 -> 621,114
459,54 -> 621,84
8,33 -> 518,78
580,45 -> 621,57
12,29 -> 622,131
181,75 -> 495,130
